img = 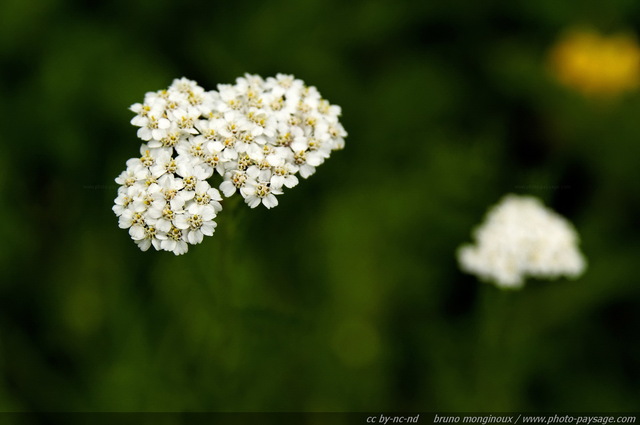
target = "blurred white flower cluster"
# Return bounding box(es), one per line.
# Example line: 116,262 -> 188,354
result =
113,75 -> 346,254
457,194 -> 586,289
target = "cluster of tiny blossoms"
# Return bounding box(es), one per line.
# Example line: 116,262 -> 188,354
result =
113,74 -> 346,254
457,194 -> 586,289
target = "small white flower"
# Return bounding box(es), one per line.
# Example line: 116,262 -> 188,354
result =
211,111 -> 250,140
130,102 -> 152,117
118,208 -> 146,238
169,107 -> 201,135
270,163 -> 299,189
175,137 -> 207,160
115,167 -> 143,189
133,115 -> 171,141
217,84 -> 242,110
193,180 -> 223,213
157,225 -> 189,255
201,143 -> 227,176
290,149 -> 318,178
176,156 -> 213,182
194,119 -> 219,143
147,127 -> 185,150
112,191 -> 134,217
246,109 -> 277,138
170,77 -> 202,94
175,203 -> 218,245
130,184 -> 164,213
130,99 -> 165,122
140,89 -> 170,109
156,174 -> 190,210
147,201 -> 177,233
125,144 -> 170,172
242,179 -> 282,209
150,149 -> 178,178
219,169 -> 248,197
457,194 -> 587,289
133,225 -> 163,252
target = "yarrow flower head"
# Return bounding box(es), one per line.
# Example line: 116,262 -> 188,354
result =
457,194 -> 587,289
211,74 -> 346,207
114,74 -> 346,254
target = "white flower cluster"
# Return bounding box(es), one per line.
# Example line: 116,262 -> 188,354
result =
113,75 -> 346,254
457,194 -> 587,289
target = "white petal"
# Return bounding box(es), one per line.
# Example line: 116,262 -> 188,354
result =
188,230 -> 204,245
118,215 -> 132,229
174,241 -> 188,255
151,238 -> 163,250
137,127 -> 152,141
271,175 -> 285,188
136,239 -> 151,251
219,181 -> 236,197
263,194 -> 278,209
175,215 -> 189,230
157,219 -> 172,233
246,196 -> 260,208
299,164 -> 315,178
161,239 -> 176,251
284,175 -> 299,188
201,222 -> 217,236
129,225 -> 145,240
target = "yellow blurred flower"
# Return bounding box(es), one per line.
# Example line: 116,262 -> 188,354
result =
549,28 -> 640,97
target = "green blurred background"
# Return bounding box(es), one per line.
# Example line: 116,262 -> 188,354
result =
1,0 -> 639,414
